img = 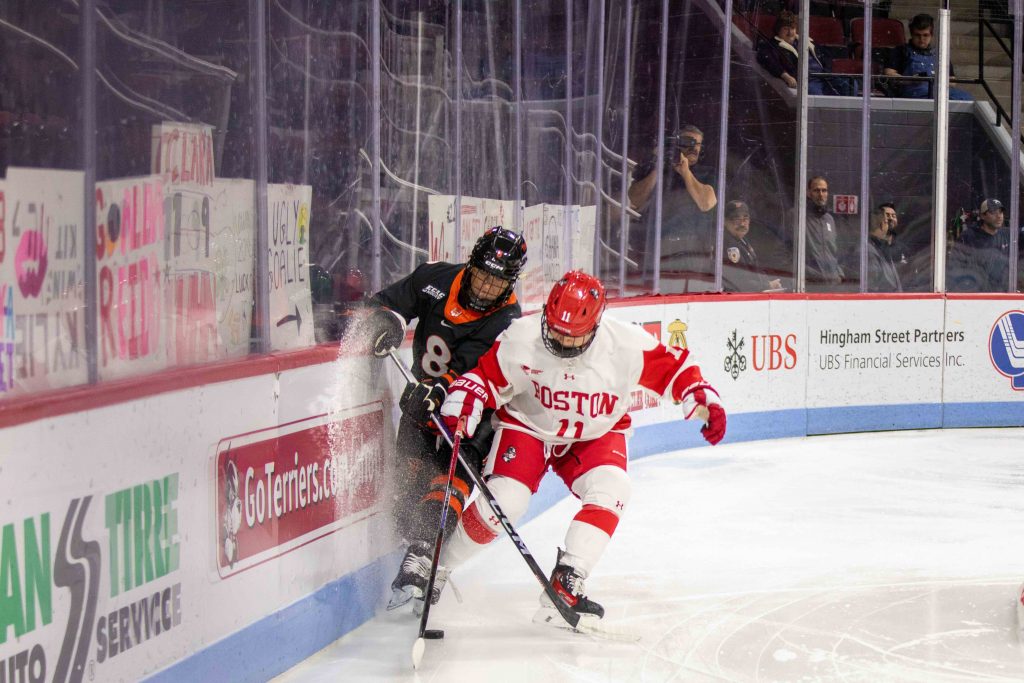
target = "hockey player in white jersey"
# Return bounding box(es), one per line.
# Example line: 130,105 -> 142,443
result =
436,270 -> 726,626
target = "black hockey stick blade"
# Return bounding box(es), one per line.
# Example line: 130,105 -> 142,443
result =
387,351 -> 581,632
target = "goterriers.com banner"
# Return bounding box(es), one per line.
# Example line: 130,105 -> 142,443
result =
215,402 -> 386,578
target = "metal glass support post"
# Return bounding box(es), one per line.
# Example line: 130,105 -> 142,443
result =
932,4 -> 951,292
1009,0 -> 1022,291
712,0 -> 734,292
794,0 -> 810,292
652,0 -> 670,294
454,0 -> 463,258
858,0 -> 873,291
618,0 -> 634,298
411,12 -> 424,273
251,0 -> 271,351
564,0 -> 575,270
593,0 -> 606,275
514,0 -> 524,232
82,0 -> 98,382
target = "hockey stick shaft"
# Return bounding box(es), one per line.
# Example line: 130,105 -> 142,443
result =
388,351 -> 581,629
416,417 -> 465,638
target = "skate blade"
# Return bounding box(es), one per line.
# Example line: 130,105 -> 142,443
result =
386,587 -> 420,611
532,605 -> 640,643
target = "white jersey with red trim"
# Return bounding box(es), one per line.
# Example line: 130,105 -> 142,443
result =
472,315 -> 708,444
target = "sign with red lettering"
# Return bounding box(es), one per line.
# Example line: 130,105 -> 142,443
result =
151,122 -> 215,189
833,194 -> 858,215
215,403 -> 386,578
95,176 -> 169,379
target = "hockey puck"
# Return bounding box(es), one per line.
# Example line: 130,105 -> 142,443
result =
424,629 -> 445,639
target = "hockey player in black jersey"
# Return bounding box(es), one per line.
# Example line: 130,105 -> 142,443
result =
366,227 -> 527,609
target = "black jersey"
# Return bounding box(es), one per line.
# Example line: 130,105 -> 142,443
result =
373,262 -> 521,388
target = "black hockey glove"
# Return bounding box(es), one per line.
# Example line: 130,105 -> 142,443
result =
399,381 -> 448,425
367,307 -> 405,357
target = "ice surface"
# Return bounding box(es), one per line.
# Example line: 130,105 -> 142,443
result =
275,428 -> 1024,682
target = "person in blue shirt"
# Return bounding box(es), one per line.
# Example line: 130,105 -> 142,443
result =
882,14 -> 973,101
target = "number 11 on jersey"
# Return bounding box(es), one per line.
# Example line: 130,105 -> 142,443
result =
557,419 -> 583,439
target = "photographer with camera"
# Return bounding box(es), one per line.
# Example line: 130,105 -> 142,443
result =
882,14 -> 973,101
628,124 -> 717,293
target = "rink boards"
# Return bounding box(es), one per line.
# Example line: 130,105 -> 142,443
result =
0,293 -> 1021,682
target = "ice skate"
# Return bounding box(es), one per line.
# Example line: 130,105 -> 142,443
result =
533,550 -> 604,629
411,565 -> 451,615
386,541 -> 432,610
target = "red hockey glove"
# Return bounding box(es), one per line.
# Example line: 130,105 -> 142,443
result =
680,384 -> 726,445
439,373 -> 489,437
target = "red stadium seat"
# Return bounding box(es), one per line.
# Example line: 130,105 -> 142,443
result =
809,16 -> 846,48
830,57 -> 865,74
850,18 -> 905,59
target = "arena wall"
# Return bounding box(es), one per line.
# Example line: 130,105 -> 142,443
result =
1,294 -> 1021,682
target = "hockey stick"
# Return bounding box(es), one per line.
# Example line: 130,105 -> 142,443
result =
410,415 -> 465,670
387,352 -> 582,634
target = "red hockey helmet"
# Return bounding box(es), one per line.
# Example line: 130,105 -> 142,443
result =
542,271 -> 607,358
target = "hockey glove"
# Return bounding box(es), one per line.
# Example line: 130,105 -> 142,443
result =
680,384 -> 726,445
367,307 -> 405,357
439,373 -> 489,437
399,380 -> 447,426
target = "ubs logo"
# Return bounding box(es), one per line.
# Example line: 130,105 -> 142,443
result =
989,310 -> 1024,390
724,331 -> 798,380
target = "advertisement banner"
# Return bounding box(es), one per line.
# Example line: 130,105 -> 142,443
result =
805,298 -> 946,408
0,471 -> 185,683
267,183 -> 314,350
215,403 -> 386,578
0,179 -> 12,393
4,167 -> 87,393
944,299 -> 1024,400
94,175 -> 169,380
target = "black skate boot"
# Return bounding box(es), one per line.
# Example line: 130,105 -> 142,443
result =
534,549 -> 604,628
386,541 -> 432,610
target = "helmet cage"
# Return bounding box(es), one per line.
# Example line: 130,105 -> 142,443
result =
541,313 -> 598,358
541,271 -> 606,358
459,227 -> 527,312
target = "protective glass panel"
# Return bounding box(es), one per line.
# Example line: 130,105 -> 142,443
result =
726,0 -> 797,293
378,1 -> 453,288
93,1 -> 257,372
624,0 -> 667,294
944,2 -> 1012,292
268,2 -> 374,342
0,1 -> 85,396
599,0 -> 637,295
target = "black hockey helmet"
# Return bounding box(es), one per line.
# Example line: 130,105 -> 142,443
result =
459,227 -> 527,312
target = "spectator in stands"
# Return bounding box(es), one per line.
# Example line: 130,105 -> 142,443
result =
882,14 -> 973,101
867,207 -> 903,292
628,124 -> 717,292
804,176 -> 844,289
948,198 -> 1010,291
878,200 -> 914,275
756,11 -> 848,95
722,200 -> 783,292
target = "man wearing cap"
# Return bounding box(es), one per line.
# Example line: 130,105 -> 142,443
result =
948,198 -> 1010,291
722,200 -> 782,292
